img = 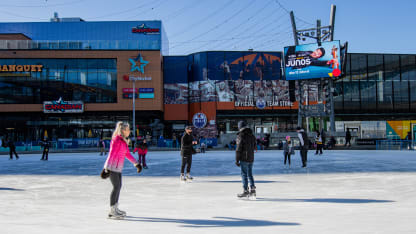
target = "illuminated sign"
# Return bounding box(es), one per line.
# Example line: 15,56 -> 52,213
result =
122,88 -> 138,93
0,65 -> 43,72
123,75 -> 152,81
132,24 -> 160,34
129,53 -> 148,73
43,98 -> 84,113
284,41 -> 342,80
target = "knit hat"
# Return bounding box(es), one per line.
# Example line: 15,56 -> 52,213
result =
286,136 -> 291,140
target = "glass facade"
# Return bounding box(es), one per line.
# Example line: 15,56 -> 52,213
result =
335,53 -> 416,114
0,58 -> 117,104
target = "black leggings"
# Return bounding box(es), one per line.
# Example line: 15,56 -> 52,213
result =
284,152 -> 291,165
181,155 -> 192,174
316,144 -> 323,154
109,171 -> 122,206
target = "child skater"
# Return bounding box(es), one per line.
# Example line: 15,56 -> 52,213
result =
134,139 -> 149,169
283,136 -> 294,167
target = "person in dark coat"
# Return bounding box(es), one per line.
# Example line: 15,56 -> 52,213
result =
41,138 -> 50,160
297,127 -> 308,168
235,120 -> 257,198
180,126 -> 197,181
7,138 -> 19,160
345,129 -> 352,147
320,129 -> 326,149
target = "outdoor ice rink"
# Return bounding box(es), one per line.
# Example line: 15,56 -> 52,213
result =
1,150 -> 415,234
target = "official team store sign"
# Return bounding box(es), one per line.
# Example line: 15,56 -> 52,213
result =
43,98 -> 84,113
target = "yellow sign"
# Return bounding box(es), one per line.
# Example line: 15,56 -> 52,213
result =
0,65 -> 43,72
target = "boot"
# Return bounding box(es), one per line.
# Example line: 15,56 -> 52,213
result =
115,203 -> 126,216
180,173 -> 187,182
108,206 -> 124,219
237,190 -> 250,198
186,173 -> 193,180
250,186 -> 256,197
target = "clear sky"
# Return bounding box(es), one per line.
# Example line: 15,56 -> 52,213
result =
0,0 -> 414,55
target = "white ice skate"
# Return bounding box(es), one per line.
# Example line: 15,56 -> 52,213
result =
180,174 -> 187,182
186,173 -> 193,182
108,206 -> 124,220
115,203 -> 126,217
249,186 -> 257,200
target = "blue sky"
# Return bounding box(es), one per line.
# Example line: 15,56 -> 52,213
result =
0,0 -> 414,55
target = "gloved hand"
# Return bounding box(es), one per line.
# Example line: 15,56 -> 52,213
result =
135,163 -> 142,173
235,161 -> 240,167
100,169 -> 110,179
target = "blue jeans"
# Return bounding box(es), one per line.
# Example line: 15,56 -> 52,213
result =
240,161 -> 255,190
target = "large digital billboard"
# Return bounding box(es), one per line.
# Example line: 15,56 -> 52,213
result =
284,41 -> 342,80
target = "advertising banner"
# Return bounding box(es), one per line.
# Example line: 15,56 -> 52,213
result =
43,98 -> 84,113
284,41 -> 342,80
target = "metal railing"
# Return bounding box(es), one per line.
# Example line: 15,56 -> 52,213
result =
376,140 -> 415,150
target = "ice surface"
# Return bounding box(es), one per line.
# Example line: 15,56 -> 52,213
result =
1,150 -> 415,234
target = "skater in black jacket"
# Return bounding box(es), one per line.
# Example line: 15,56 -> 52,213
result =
297,127 -> 308,167
180,126 -> 197,181
7,138 -> 19,160
41,138 -> 50,160
235,121 -> 257,198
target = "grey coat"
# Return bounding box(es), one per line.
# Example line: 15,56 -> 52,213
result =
283,141 -> 294,155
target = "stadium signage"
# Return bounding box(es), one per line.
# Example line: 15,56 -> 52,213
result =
235,97 -> 293,108
0,64 -> 43,72
132,24 -> 160,34
192,113 -> 207,129
43,98 -> 84,113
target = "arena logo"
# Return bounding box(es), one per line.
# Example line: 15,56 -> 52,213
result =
43,98 -> 84,113
132,24 -> 160,34
192,113 -> 207,129
0,64 -> 43,72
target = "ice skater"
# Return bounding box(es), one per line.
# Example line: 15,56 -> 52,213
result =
180,126 -> 197,181
315,130 -> 323,155
99,138 -> 106,156
297,127 -> 308,168
40,138 -> 50,161
134,139 -> 148,169
6,138 -> 19,160
283,136 -> 294,167
345,129 -> 352,147
102,122 -> 142,219
235,121 -> 257,198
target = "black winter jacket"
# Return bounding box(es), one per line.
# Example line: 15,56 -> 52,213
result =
181,132 -> 193,156
235,128 -> 256,163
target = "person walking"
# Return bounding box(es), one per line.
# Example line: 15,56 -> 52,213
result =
321,129 -> 326,149
297,127 -> 308,168
345,129 -> 352,147
134,139 -> 149,169
283,136 -> 294,167
315,130 -> 323,155
180,126 -> 197,181
235,121 -> 257,198
102,122 -> 142,219
99,138 -> 106,156
40,138 -> 50,160
7,138 -> 19,160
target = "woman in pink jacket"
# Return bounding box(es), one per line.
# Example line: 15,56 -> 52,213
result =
103,122 -> 141,219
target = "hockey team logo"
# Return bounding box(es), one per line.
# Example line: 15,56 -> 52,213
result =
256,98 -> 266,109
192,113 -> 207,129
43,97 -> 84,113
132,24 -> 160,34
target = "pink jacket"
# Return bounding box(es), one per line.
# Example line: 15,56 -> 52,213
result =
104,135 -> 137,173
133,147 -> 148,155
